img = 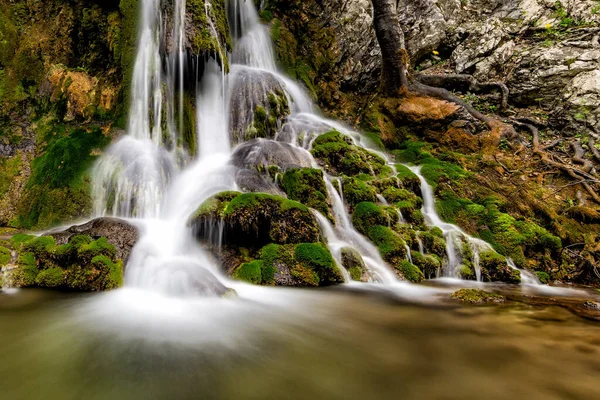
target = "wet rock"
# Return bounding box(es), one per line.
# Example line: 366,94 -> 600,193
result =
231,138 -> 314,171
341,247 -> 369,282
235,168 -> 284,195
451,288 -> 506,304
479,251 -> 521,284
228,67 -> 290,143
191,192 -> 322,249
583,301 -> 600,310
50,217 -> 138,264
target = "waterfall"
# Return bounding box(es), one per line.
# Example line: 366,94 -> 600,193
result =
89,0 -> 538,295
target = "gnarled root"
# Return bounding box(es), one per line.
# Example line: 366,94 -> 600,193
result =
415,74 -> 509,111
572,140 -> 595,174
517,122 -> 600,204
589,138 -> 600,163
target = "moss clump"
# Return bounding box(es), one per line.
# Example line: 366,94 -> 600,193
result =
233,243 -> 343,287
418,230 -> 447,259
397,260 -> 425,283
479,251 -> 521,284
187,0 -> 232,69
451,289 -> 506,304
367,225 -> 407,264
194,192 -> 321,249
281,168 -> 330,217
342,177 -> 377,209
341,247 -> 366,282
294,243 -> 343,285
311,131 -> 387,177
233,260 -> 264,284
352,202 -> 389,235
35,267 -> 64,288
0,246 -> 11,266
535,271 -> 551,284
411,251 -> 441,278
6,234 -> 123,291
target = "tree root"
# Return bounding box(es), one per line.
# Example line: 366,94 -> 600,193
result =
572,140 -> 595,173
518,122 -> 600,204
415,74 -> 509,111
589,138 -> 600,163
410,80 -> 520,145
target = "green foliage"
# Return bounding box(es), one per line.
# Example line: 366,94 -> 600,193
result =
78,237 -> 117,263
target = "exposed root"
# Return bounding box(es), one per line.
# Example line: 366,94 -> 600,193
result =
415,74 -> 509,111
518,122 -> 600,204
572,140 -> 595,174
589,138 -> 600,163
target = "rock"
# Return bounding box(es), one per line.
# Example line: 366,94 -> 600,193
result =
228,66 -> 290,144
479,251 -> 522,284
235,168 -> 284,195
191,192 -> 322,249
50,217 -> 138,264
451,288 -> 506,304
583,300 -> 600,310
341,247 -> 369,282
231,138 -> 314,171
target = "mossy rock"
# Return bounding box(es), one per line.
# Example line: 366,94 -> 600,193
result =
281,168 -> 330,218
4,234 -> 124,291
367,225 -> 408,269
342,177 -> 377,209
451,289 -> 505,304
479,252 -> 521,284
0,246 -> 11,266
535,271 -> 551,284
396,260 -> 425,283
352,202 -> 389,235
193,192 -> 322,249
311,131 -> 387,177
232,243 -> 343,287
418,230 -> 447,259
411,251 -> 441,278
341,247 -> 368,282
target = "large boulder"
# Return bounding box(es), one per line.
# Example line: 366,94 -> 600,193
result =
231,138 -> 314,170
50,217 -> 138,264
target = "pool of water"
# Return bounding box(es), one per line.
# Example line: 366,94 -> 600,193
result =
1,283 -> 600,399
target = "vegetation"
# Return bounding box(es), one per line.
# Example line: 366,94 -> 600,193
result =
451,289 -> 506,304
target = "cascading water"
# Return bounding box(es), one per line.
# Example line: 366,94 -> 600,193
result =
91,0 -> 539,296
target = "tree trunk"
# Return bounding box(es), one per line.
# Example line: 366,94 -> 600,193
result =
371,0 -> 408,96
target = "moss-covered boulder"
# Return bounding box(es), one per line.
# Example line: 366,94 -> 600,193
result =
311,131 -> 387,177
417,229 -> 447,259
192,192 -> 322,249
341,247 -> 368,282
342,177 -> 377,209
281,168 -> 330,218
3,234 -> 124,291
397,260 -> 425,283
352,202 -> 389,235
232,243 -> 344,287
411,251 -> 441,279
451,289 -> 506,305
479,252 -> 521,284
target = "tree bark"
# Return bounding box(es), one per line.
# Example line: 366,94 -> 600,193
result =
371,0 -> 408,96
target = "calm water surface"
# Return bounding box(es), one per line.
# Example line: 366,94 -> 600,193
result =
1,284 -> 600,400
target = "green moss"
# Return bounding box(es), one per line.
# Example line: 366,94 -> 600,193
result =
479,251 -> 521,284
234,260 -> 264,284
281,168 -> 330,217
294,243 -> 343,285
10,233 -> 34,247
342,177 -> 377,208
259,244 -> 279,284
535,271 -> 551,284
78,237 -> 117,263
35,267 -> 65,288
0,154 -> 23,197
16,252 -> 38,286
22,236 -> 56,262
352,202 -> 388,235
410,251 -> 441,278
224,192 -> 308,217
451,288 -> 505,304
397,260 -> 424,283
311,131 -> 387,177
367,225 -> 406,263
0,246 -> 11,266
